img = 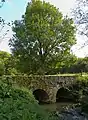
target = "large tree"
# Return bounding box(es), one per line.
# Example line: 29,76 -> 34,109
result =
9,0 -> 76,74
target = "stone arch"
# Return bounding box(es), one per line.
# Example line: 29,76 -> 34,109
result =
56,87 -> 71,102
33,89 -> 49,103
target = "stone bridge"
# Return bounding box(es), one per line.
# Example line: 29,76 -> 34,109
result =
7,75 -> 78,103
31,75 -> 78,103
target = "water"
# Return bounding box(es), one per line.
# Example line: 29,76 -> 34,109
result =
40,102 -> 74,112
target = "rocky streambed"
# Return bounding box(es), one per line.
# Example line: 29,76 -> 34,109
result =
49,105 -> 88,120
58,108 -> 88,120
46,103 -> 88,120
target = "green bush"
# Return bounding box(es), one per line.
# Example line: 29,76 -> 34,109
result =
76,76 -> 88,113
77,75 -> 88,85
0,60 -> 5,75
0,81 -> 49,120
80,96 -> 88,113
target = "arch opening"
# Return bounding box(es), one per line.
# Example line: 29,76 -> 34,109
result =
33,89 -> 49,104
56,88 -> 72,102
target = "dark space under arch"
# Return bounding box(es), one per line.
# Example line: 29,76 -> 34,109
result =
56,87 -> 72,102
33,89 -> 49,103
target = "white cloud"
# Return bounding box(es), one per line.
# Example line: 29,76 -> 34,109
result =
44,0 -> 75,16
0,26 -> 12,53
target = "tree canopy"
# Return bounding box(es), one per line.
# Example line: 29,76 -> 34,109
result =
9,0 -> 76,75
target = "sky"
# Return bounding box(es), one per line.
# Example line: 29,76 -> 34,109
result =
0,0 -> 88,58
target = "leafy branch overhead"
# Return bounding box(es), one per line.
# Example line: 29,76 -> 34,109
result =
73,0 -> 88,49
0,17 -> 12,44
0,0 -> 5,8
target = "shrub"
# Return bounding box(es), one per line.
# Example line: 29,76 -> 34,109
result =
0,60 -> 5,75
76,76 -> 88,113
0,81 -> 48,120
80,96 -> 88,113
77,75 -> 88,86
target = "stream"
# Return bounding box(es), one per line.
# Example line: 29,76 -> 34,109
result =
40,102 -> 74,112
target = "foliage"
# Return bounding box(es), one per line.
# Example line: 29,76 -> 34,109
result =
48,112 -> 59,120
58,57 -> 88,74
0,80 -> 49,120
0,0 -> 5,8
68,76 -> 88,102
4,55 -> 19,75
0,59 -> 4,75
46,54 -> 77,74
80,96 -> 88,113
9,0 -> 76,75
72,0 -> 88,53
78,77 -> 88,113
77,75 -> 88,83
0,51 -> 18,75
57,54 -> 77,74
0,51 -> 11,75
